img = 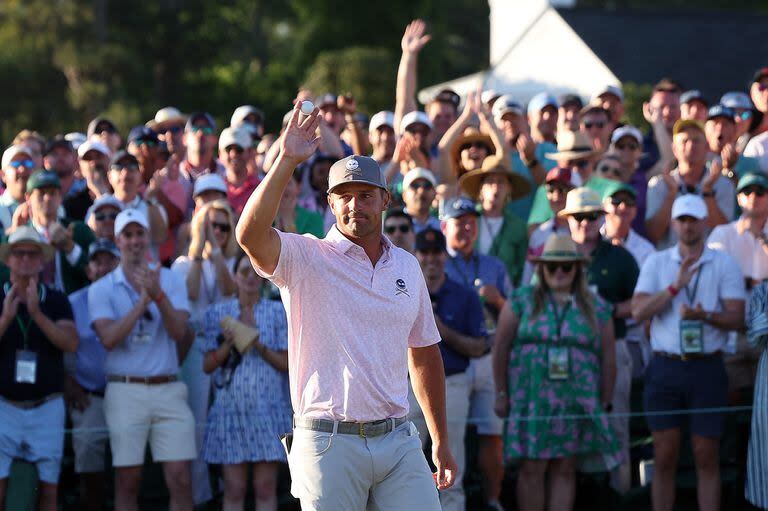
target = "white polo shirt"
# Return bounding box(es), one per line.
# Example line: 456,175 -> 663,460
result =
634,246 -> 745,354
88,265 -> 189,377
255,225 -> 440,422
707,218 -> 768,281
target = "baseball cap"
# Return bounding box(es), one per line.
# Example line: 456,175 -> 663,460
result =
611,125 -> 643,145
193,173 -> 228,198
86,117 -> 118,138
127,126 -> 159,146
114,208 -> 150,236
736,172 -> 768,194
671,194 -> 707,220
415,228 -> 446,253
26,171 -> 61,193
752,67 -> 768,83
85,195 -> 124,224
440,197 -> 479,220
317,94 -> 338,109
231,105 -> 264,127
431,89 -> 460,109
593,85 -> 624,102
77,139 -> 111,159
721,92 -> 753,111
2,145 -> 35,169
558,93 -> 584,109
707,104 -> 735,122
492,95 -> 524,119
481,90 -> 501,104
401,111 -> 433,132
44,135 -> 74,156
109,150 -> 138,168
602,180 -> 637,200
672,119 -> 705,137
88,238 -> 120,260
402,167 -> 437,191
680,90 -> 707,105
369,111 -> 395,132
65,132 -> 87,151
527,92 -> 558,114
218,126 -> 250,152
327,155 -> 387,194
185,112 -> 216,132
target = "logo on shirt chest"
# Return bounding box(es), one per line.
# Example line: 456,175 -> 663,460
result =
395,279 -> 410,297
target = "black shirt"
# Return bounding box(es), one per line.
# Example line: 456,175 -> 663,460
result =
63,187 -> 94,222
0,284 -> 74,401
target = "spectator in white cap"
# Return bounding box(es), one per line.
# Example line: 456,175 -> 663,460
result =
65,140 -> 112,221
85,195 -> 123,242
608,125 -> 649,235
65,132 -> 87,152
527,92 -> 559,145
175,173 -> 230,259
0,145 -> 38,231
88,208 -> 195,510
147,107 -> 188,161
402,167 -> 440,233
87,117 -> 121,154
231,105 -> 265,138
219,126 -> 258,217
181,112 -> 223,181
369,111 -> 396,170
592,85 -> 625,126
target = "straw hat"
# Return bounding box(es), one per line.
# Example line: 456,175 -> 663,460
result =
557,187 -> 605,217
530,234 -> 586,263
0,226 -> 55,263
450,127 -> 495,176
145,107 -> 187,131
544,130 -> 595,161
458,155 -> 531,200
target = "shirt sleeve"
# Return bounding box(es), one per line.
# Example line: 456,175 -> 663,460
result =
49,290 -> 74,322
163,268 -> 190,314
509,287 -> 528,318
714,176 -> 736,222
718,253 -> 746,301
254,229 -> 315,288
644,175 -> 667,221
706,225 -> 727,252
170,256 -> 191,279
271,301 -> 289,351
743,137 -> 761,159
747,283 -> 768,348
408,269 -> 440,348
88,277 -> 114,322
203,305 -> 220,352
634,253 -> 661,295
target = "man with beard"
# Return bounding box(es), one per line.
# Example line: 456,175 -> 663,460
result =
402,167 -> 440,233
220,126 -> 258,216
65,140 -> 112,221
180,112 -> 223,181
633,194 -> 745,511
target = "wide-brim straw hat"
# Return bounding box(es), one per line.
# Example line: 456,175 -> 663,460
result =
450,127 -> 495,176
530,233 -> 586,263
146,106 -> 188,131
0,226 -> 55,264
557,187 -> 605,217
458,155 -> 531,200
544,130 -> 596,161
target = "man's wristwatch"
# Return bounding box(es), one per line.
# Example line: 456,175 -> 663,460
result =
524,158 -> 539,169
701,190 -> 715,198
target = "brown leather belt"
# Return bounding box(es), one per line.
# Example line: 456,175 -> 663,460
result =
653,350 -> 722,362
0,392 -> 63,410
107,375 -> 178,385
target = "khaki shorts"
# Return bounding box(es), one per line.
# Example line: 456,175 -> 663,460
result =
70,394 -> 109,473
104,381 -> 196,467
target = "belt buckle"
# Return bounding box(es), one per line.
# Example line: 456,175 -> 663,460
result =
359,423 -> 366,438
681,353 -> 688,362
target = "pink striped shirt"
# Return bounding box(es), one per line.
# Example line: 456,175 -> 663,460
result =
255,225 -> 439,422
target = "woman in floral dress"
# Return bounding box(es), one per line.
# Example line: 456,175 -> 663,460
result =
202,252 -> 291,511
492,234 -> 618,511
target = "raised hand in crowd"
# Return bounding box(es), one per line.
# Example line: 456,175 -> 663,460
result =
48,222 -> 75,253
401,19 -> 431,55
9,202 -> 30,232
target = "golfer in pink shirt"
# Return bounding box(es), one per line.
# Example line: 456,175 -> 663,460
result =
236,103 -> 456,510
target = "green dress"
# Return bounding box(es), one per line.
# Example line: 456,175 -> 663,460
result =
503,286 -> 620,471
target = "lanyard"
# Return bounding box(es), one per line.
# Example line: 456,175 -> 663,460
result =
480,217 -> 503,248
683,263 -> 704,305
449,255 -> 480,288
549,294 -> 572,341
15,313 -> 33,350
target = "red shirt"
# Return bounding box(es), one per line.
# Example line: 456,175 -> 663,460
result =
226,174 -> 260,216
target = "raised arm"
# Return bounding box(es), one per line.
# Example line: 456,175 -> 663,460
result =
235,104 -> 321,275
394,20 -> 431,135
434,95 -> 475,184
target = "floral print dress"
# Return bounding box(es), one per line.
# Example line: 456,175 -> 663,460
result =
503,286 -> 620,470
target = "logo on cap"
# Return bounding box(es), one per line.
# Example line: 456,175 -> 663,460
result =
345,159 -> 360,172
395,278 -> 410,297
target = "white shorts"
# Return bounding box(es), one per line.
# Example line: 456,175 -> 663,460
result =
103,381 -> 196,467
70,394 -> 109,474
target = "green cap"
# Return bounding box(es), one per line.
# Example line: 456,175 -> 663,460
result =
26,170 -> 61,193
602,181 -> 637,200
736,172 -> 768,194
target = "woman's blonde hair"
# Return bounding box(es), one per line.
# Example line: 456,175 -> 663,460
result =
532,262 -> 599,334
191,198 -> 239,258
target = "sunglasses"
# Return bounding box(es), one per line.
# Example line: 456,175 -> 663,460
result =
544,262 -> 575,273
409,181 -> 433,191
162,126 -> 183,135
572,212 -> 601,223
190,125 -> 214,135
95,212 -> 119,221
597,165 -> 622,178
568,159 -> 590,170
225,145 -> 244,154
736,111 -> 753,121
610,197 -> 636,207
110,163 -> 139,172
9,160 -> 35,169
740,186 -> 768,197
583,121 -> 605,129
615,142 -> 639,151
385,225 -> 411,234
134,139 -> 157,148
211,221 -> 231,233
10,248 -> 41,259
461,142 -> 490,151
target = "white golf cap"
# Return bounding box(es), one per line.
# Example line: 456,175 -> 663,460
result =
218,127 -> 251,152
77,139 -> 111,159
492,94 -> 524,120
481,89 -> 501,104
400,111 -> 433,133
231,105 -> 264,127
611,125 -> 643,145
672,194 -> 708,220
369,111 -> 395,132
402,167 -> 437,190
85,194 -> 124,224
592,85 -> 624,102
114,208 -> 150,236
2,145 -> 35,169
193,173 -> 228,198
65,132 -> 87,151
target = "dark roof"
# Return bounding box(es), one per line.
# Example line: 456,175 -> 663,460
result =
557,8 -> 768,102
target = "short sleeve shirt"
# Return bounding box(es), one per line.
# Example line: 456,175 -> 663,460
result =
587,240 -> 639,339
255,226 -> 440,422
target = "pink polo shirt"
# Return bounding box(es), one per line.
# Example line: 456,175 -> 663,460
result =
256,225 -> 439,422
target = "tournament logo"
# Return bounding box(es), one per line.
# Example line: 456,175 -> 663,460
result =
395,278 -> 410,297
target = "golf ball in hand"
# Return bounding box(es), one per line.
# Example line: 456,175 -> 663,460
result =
300,101 -> 314,115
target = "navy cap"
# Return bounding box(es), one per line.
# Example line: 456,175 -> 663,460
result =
127,125 -> 159,145
431,89 -> 461,108
44,135 -> 74,156
185,112 -> 216,132
109,150 -> 139,168
680,90 -> 707,106
415,228 -> 446,253
558,93 -> 583,109
440,197 -> 479,220
86,117 -> 118,138
88,238 -> 120,260
707,104 -> 735,122
317,94 -> 338,109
